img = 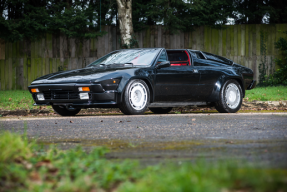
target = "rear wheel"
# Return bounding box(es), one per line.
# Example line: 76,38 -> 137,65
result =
215,79 -> 242,113
119,79 -> 150,115
52,105 -> 81,116
149,107 -> 173,114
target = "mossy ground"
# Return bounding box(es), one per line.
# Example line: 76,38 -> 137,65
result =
1,132 -> 287,192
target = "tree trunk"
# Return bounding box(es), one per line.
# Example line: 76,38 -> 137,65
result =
116,0 -> 133,47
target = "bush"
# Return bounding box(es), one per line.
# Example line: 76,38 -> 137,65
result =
265,31 -> 287,86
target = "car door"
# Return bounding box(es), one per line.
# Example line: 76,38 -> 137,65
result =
154,50 -> 201,102
192,53 -> 224,100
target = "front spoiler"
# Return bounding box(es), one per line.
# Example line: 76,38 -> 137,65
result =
34,101 -> 118,108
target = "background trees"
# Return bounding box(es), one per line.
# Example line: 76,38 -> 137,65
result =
0,0 -> 286,42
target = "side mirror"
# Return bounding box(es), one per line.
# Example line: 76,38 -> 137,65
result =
156,61 -> 170,69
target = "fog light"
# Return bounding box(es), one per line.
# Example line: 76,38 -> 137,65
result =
78,87 -> 90,91
31,88 -> 39,93
37,93 -> 45,100
79,93 -> 89,100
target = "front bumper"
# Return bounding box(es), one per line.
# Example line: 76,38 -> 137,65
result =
29,83 -> 119,108
247,80 -> 256,90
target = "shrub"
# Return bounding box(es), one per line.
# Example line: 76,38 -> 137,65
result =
265,31 -> 287,85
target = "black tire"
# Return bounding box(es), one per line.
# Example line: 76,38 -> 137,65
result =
215,79 -> 243,113
119,79 -> 150,115
149,107 -> 173,114
52,105 -> 81,116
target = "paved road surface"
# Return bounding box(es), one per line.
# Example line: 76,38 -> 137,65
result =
1,113 -> 287,167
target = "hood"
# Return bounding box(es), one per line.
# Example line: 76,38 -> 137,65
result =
31,66 -> 135,84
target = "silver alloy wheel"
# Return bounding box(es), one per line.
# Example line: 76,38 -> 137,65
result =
225,83 -> 240,109
129,82 -> 148,110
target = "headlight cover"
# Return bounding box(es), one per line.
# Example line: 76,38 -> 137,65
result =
79,93 -> 89,100
37,93 -> 45,100
100,78 -> 121,91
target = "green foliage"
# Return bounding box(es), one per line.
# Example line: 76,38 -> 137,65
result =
0,0 -> 115,42
232,0 -> 287,24
0,132 -> 33,162
264,31 -> 287,86
145,0 -> 234,34
258,30 -> 269,85
1,132 -> 287,192
1,0 -> 286,41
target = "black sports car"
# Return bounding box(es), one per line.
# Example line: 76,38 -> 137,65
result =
28,48 -> 256,115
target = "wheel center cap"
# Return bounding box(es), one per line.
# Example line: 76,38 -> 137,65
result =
134,90 -> 142,103
228,91 -> 236,103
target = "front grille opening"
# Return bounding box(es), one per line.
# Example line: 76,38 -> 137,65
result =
43,90 -> 79,100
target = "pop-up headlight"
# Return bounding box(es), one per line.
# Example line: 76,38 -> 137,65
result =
100,78 -> 121,90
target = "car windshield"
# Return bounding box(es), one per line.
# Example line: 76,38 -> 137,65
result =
88,49 -> 161,67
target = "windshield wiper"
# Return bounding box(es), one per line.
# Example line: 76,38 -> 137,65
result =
123,63 -> 134,67
88,64 -> 106,68
105,63 -> 134,68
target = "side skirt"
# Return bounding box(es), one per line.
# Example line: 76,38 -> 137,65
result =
149,102 -> 208,108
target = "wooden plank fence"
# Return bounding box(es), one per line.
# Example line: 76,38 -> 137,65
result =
0,24 -> 287,90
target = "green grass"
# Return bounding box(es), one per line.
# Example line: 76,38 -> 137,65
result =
244,86 -> 287,101
0,90 -> 51,111
0,132 -> 287,192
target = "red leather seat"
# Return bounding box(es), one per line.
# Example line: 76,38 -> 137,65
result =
170,61 -> 188,66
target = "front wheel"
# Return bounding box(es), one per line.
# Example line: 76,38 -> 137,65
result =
119,79 -> 150,115
149,107 -> 173,114
52,105 -> 81,116
215,79 -> 243,113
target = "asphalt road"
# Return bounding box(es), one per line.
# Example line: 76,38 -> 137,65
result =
1,113 -> 287,167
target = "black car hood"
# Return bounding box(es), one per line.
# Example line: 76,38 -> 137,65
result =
31,67 -> 136,84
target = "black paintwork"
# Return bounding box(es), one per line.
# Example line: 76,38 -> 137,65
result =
28,48 -> 256,108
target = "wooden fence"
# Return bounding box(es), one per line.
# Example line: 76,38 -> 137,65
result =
0,24 -> 286,90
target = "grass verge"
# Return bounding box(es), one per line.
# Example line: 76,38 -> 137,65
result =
0,86 -> 286,111
0,90 -> 51,111
245,85 -> 287,101
1,132 -> 287,192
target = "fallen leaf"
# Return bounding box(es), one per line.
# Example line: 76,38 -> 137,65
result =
70,120 -> 73,123
36,159 -> 51,168
119,121 -> 123,123
29,171 -> 41,181
100,120 -> 103,122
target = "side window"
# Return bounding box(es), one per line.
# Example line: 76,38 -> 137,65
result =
195,52 -> 205,59
157,50 -> 167,63
189,52 -> 197,58
189,50 -> 205,60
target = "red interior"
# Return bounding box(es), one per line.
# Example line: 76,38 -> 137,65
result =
169,50 -> 191,66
